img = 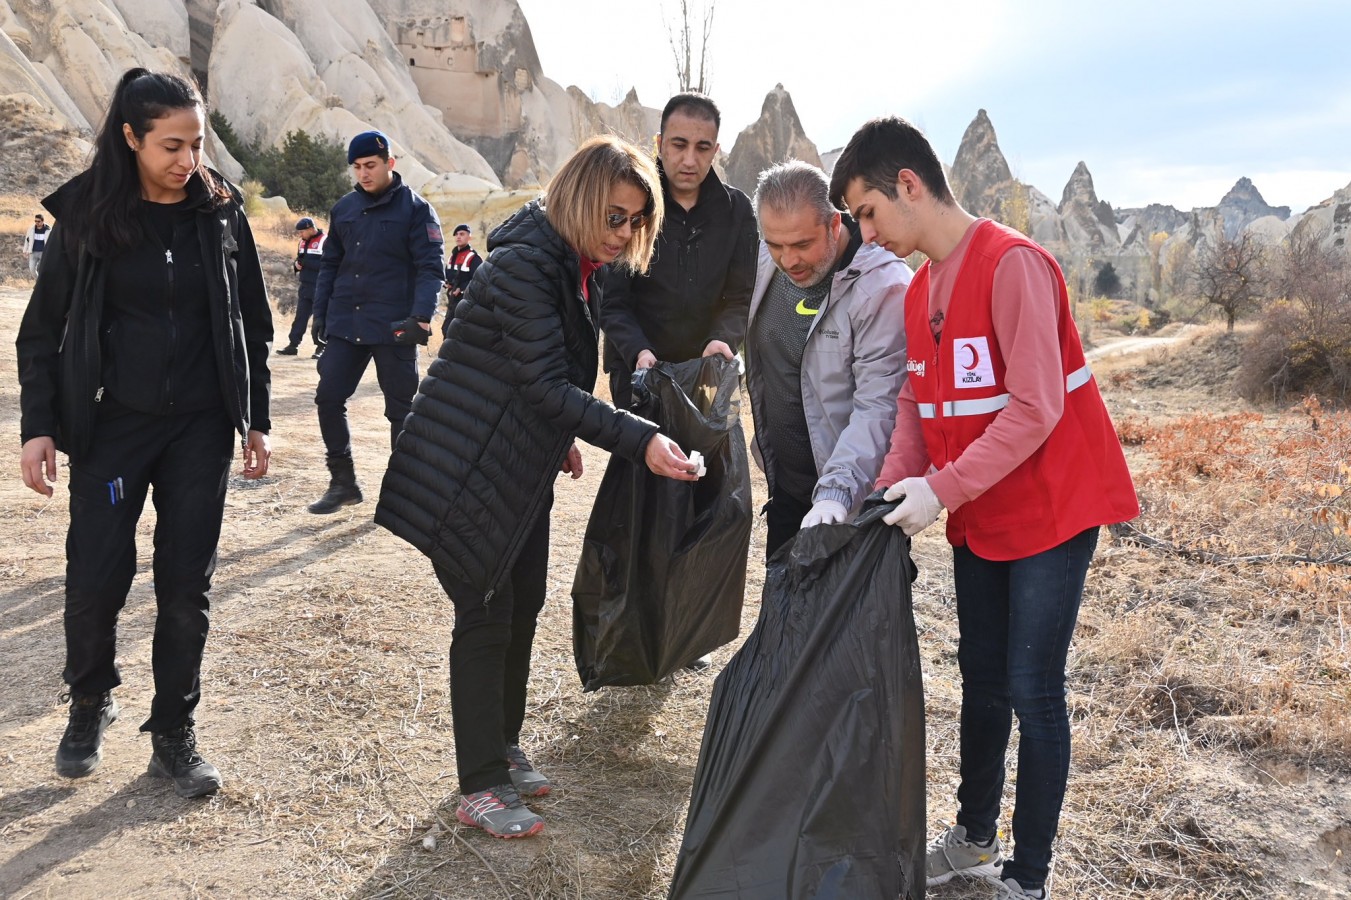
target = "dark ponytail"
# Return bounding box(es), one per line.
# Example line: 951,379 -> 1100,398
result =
74,67 -> 231,257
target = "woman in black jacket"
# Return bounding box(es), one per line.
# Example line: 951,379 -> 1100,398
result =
376,136 -> 696,838
16,68 -> 273,798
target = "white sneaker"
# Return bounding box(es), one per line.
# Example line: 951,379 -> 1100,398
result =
992,876 -> 1047,898
926,823 -> 1005,886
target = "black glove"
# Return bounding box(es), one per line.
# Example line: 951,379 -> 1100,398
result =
311,315 -> 326,345
391,316 -> 430,345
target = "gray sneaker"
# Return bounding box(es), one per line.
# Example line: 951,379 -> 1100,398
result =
506,744 -> 552,797
456,784 -> 544,838
993,876 -> 1048,899
926,824 -> 1005,886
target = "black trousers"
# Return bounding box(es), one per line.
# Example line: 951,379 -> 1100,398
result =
434,493 -> 553,795
314,338 -> 418,457
286,287 -> 317,347
63,402 -> 234,732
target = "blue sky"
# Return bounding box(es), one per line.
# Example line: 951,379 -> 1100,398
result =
516,0 -> 1350,214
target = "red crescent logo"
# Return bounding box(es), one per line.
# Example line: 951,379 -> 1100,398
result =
959,343 -> 980,370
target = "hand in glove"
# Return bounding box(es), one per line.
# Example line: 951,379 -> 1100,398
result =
311,315 -> 327,346
801,498 -> 848,529
882,476 -> 944,536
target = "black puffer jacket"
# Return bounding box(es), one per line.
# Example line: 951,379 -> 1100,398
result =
16,169 -> 272,461
375,201 -> 659,599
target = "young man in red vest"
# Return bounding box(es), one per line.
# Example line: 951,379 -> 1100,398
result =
830,116 -> 1139,900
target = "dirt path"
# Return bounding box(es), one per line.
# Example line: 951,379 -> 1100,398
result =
1085,325 -> 1195,361
3,282 -> 1348,899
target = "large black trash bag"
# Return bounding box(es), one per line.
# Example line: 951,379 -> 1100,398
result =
572,356 -> 753,690
668,500 -> 926,900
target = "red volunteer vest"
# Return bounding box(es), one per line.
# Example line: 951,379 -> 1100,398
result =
904,220 -> 1138,560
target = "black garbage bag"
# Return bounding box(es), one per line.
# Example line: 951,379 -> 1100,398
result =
572,356 -> 753,690
668,499 -> 926,900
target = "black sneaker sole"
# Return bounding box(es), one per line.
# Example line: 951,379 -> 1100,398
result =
147,755 -> 223,798
55,699 -> 119,778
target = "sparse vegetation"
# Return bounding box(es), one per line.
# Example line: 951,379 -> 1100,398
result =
212,111 -> 350,215
1193,231 -> 1269,332
1239,225 -> 1351,404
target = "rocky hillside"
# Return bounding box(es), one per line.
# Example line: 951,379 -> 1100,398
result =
3,0 -> 1347,274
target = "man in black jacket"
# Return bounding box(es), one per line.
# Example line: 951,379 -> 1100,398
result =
600,93 -> 758,409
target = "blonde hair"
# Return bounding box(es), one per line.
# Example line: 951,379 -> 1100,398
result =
543,135 -> 663,274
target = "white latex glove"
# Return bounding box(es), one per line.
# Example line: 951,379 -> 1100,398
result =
882,476 -> 944,536
801,498 -> 848,529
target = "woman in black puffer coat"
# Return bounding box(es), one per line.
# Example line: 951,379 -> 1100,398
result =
376,136 -> 697,838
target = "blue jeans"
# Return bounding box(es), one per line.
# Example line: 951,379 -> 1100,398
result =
951,526 -> 1099,891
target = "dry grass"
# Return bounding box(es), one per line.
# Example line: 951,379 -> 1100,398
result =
3,256 -> 1351,897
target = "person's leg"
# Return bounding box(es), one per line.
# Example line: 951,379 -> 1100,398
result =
287,289 -> 314,349
57,405 -> 157,776
438,564 -> 516,795
314,338 -> 372,460
372,344 -> 419,450
998,527 -> 1099,893
141,410 -> 235,733
63,406 -> 157,697
502,494 -> 553,748
763,490 -> 813,560
29,251 -> 42,276
952,545 -> 1013,845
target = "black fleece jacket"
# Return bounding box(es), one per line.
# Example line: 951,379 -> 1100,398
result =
16,169 -> 273,461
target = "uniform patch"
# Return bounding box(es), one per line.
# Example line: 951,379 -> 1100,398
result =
953,336 -> 997,389
427,223 -> 443,243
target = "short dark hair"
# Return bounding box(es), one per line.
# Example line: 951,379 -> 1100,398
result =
829,116 -> 954,209
660,93 -> 720,134
34,214 -> 43,221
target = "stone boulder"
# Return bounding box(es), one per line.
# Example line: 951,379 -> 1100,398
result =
724,84 -> 821,197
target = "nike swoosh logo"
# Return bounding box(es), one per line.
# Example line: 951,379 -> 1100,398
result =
795,298 -> 818,316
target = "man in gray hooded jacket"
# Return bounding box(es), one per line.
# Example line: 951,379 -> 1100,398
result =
745,160 -> 912,557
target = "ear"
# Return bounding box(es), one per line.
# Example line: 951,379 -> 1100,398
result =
122,122 -> 137,151
387,156 -> 397,171
897,168 -> 923,199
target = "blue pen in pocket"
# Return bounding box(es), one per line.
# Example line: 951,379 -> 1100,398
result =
108,476 -> 124,505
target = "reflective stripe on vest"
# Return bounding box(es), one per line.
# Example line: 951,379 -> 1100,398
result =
917,363 -> 1094,419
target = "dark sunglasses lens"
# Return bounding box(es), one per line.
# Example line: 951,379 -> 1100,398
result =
607,213 -> 644,229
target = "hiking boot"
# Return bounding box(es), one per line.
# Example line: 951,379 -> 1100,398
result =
277,344 -> 299,356
147,725 -> 222,798
456,784 -> 544,838
308,456 -> 363,514
506,744 -> 552,797
927,824 -> 1005,886
311,346 -> 325,360
993,877 -> 1048,899
55,691 -> 119,778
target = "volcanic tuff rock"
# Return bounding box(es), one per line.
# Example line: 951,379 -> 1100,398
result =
949,109 -> 1013,213
1058,161 -> 1120,251
724,84 -> 822,197
1215,176 -> 1290,238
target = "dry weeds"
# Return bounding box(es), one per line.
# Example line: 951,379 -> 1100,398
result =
1,239 -> 1349,898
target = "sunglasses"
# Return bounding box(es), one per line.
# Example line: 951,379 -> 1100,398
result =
606,212 -> 647,231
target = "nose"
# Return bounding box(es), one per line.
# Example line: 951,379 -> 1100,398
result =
859,220 -> 878,244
